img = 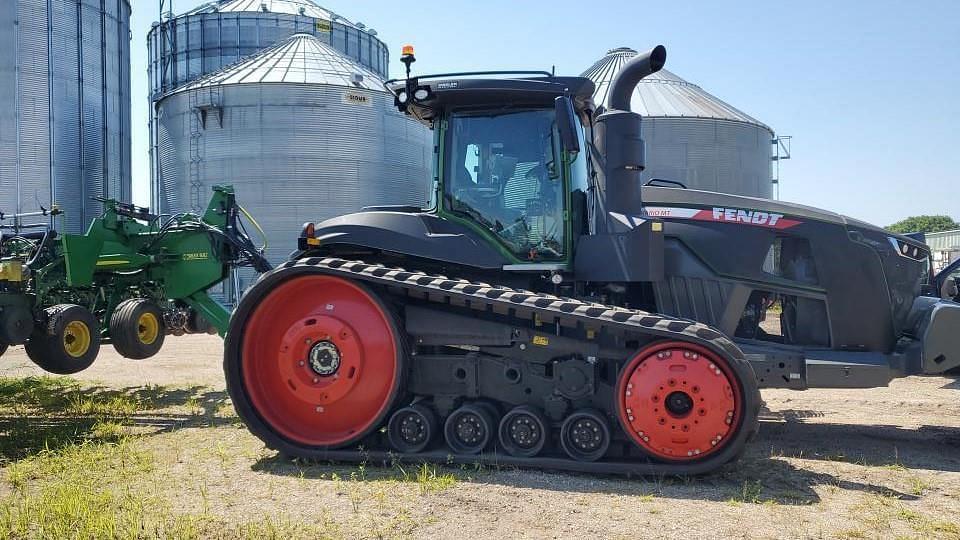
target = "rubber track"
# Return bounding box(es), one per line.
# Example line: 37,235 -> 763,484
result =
259,257 -> 762,476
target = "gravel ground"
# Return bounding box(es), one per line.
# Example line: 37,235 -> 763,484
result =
2,335 -> 960,539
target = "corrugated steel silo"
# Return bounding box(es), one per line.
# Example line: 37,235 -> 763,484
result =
0,0 -> 132,231
583,47 -> 775,199
155,33 -> 431,297
147,0 -> 389,99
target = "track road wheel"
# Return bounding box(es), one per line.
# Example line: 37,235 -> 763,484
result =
560,409 -> 611,462
444,403 -> 497,455
110,299 -> 166,359
225,272 -> 403,453
616,341 -> 758,463
388,404 -> 438,453
25,304 -> 100,375
499,406 -> 549,458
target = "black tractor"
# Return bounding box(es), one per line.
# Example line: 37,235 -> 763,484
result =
224,45 -> 960,475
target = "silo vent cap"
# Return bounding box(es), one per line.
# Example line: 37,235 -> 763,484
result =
607,47 -> 638,55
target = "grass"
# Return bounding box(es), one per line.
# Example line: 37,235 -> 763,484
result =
726,479 -> 764,506
0,376 -> 320,539
843,493 -> 960,540
0,437 -> 157,539
0,376 -> 152,463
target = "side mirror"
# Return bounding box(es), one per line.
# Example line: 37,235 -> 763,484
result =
944,276 -> 959,301
555,96 -> 580,154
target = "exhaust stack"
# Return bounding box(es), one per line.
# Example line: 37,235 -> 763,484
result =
593,45 -> 667,234
576,46 -> 668,281
607,45 -> 667,112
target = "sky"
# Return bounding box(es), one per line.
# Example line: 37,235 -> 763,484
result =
130,0 -> 960,226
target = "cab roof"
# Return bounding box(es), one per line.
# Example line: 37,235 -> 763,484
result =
386,74 -> 596,125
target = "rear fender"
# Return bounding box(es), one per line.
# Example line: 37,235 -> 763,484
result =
905,296 -> 960,373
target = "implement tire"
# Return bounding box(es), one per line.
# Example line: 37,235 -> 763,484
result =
25,304 -> 100,375
110,299 -> 166,360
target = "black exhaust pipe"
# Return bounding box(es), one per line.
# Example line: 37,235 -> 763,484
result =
607,45 -> 666,112
577,45 -> 667,281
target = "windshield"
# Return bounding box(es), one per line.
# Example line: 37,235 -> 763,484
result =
444,109 -> 565,261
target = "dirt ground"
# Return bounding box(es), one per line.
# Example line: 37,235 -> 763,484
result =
2,335 -> 960,539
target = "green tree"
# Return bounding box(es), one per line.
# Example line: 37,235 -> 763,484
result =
886,215 -> 959,234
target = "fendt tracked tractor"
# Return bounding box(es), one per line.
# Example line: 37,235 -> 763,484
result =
0,185 -> 270,375
224,46 -> 960,475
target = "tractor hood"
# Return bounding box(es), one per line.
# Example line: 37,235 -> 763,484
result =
311,210 -> 509,269
641,186 -> 923,247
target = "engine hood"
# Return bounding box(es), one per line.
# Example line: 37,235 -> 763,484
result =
313,210 -> 509,269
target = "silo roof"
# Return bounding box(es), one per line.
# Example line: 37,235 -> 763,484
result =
175,33 -> 384,92
183,0 -> 356,27
583,47 -> 771,131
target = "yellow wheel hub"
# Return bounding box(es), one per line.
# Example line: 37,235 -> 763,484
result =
63,321 -> 92,358
137,312 -> 160,345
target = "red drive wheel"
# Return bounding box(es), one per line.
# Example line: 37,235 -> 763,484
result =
617,341 -> 743,461
239,274 -> 401,448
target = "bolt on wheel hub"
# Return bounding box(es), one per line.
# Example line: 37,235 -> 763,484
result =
308,340 -> 341,376
618,342 -> 742,461
508,416 -> 540,448
399,414 -> 427,444
665,391 -> 694,417
455,414 -> 484,445
569,418 -> 603,453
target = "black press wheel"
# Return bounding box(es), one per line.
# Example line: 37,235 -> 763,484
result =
388,403 -> 439,453
444,403 -> 497,455
110,299 -> 166,360
24,304 -> 101,375
560,409 -> 611,462
498,406 -> 549,458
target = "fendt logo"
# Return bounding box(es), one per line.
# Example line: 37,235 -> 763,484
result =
711,207 -> 785,227
643,206 -> 802,230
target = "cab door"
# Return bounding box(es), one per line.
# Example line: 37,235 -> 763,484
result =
935,258 -> 960,302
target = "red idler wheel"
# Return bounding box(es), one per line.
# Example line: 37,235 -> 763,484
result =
616,341 -> 742,461
239,274 -> 401,448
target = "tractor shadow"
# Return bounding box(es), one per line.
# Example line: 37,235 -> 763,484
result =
0,377 -> 235,463
250,407 -> 959,506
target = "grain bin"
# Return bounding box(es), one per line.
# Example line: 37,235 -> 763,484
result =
147,0 -> 388,99
0,0 -> 131,231
583,47 -> 775,199
154,33 -> 431,298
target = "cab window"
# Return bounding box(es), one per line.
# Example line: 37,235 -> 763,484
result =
445,109 -> 565,261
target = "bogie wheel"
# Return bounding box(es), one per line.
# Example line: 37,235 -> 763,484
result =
560,409 -> 611,462
24,304 -> 100,375
387,403 -> 438,453
498,406 -> 549,458
616,340 -> 758,463
225,271 -> 404,453
444,403 -> 497,455
110,299 -> 166,360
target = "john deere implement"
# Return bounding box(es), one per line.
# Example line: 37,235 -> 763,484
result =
0,185 -> 269,374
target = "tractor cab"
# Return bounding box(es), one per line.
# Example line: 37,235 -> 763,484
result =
389,67 -> 596,267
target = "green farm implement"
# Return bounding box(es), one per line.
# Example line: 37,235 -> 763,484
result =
0,185 -> 270,374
